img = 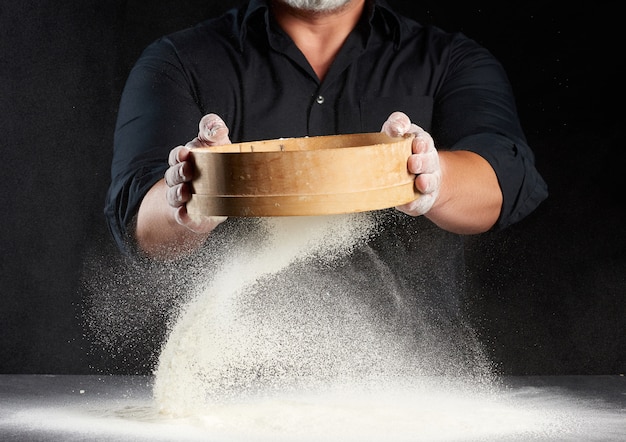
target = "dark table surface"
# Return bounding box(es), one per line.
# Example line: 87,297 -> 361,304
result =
0,374 -> 624,441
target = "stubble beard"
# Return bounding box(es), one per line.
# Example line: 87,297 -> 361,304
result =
276,0 -> 353,13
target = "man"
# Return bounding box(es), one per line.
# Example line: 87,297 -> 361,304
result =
105,0 -> 546,310
106,0 -> 546,260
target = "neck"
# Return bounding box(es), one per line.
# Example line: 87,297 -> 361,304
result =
271,0 -> 365,80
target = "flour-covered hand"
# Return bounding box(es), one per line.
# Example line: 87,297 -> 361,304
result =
381,111 -> 441,216
164,113 -> 230,233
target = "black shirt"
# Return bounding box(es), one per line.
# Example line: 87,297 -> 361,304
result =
105,0 -> 547,254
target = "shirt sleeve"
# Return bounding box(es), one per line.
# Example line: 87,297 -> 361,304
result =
432,33 -> 548,230
104,38 -> 204,254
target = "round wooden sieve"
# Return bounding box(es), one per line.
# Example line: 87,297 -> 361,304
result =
187,132 -> 418,217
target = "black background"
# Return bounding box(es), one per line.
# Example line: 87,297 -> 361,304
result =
1,1 -> 624,375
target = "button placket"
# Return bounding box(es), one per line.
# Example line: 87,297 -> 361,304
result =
308,87 -> 333,135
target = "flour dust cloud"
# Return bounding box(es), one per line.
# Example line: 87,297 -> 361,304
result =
71,213 -> 614,441
153,213 -> 498,435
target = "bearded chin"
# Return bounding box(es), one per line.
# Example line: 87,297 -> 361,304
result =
278,0 -> 352,12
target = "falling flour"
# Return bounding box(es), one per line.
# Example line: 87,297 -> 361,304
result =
150,213 -> 504,440
154,213 -> 383,410
66,213 -> 623,440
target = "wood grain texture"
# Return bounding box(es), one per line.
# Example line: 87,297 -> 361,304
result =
188,133 -> 418,216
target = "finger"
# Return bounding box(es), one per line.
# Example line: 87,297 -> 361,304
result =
396,193 -> 436,217
168,145 -> 189,167
175,206 -> 228,233
381,111 -> 411,137
414,173 -> 440,195
164,161 -> 190,188
411,129 -> 433,155
174,206 -> 193,227
166,182 -> 190,208
407,151 -> 439,175
198,113 -> 230,146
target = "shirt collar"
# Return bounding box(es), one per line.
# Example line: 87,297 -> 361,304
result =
237,0 -> 404,50
369,0 -> 404,49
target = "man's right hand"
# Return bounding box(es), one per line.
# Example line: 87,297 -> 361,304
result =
164,113 -> 231,234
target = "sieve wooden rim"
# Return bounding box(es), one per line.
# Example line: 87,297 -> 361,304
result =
187,132 -> 418,217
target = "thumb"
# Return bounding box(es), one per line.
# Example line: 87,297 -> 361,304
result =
198,113 -> 230,146
381,111 -> 412,137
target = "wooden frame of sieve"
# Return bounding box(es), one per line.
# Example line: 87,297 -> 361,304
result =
187,132 -> 418,217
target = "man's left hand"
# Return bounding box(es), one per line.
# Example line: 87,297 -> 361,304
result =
381,111 -> 441,216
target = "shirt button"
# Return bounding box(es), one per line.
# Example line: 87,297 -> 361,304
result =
316,95 -> 325,104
